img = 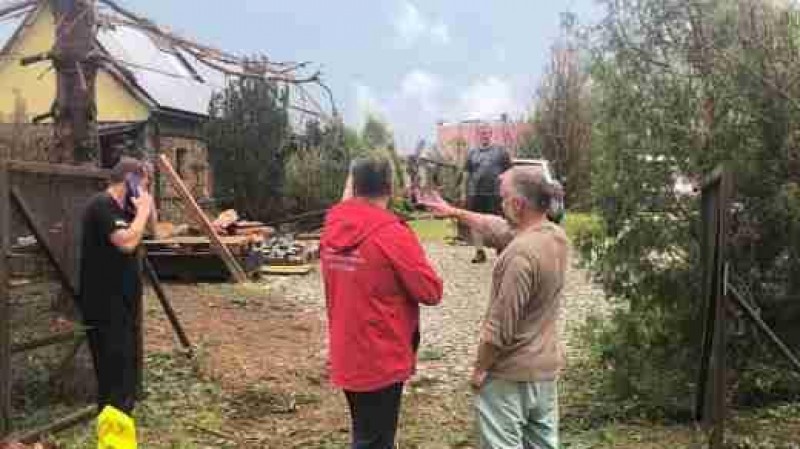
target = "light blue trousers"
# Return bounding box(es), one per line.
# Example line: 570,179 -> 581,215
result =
475,377 -> 559,449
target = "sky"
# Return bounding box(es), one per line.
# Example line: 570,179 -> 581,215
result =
125,0 -> 604,151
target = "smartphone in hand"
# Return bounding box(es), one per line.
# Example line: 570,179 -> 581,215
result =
124,173 -> 141,215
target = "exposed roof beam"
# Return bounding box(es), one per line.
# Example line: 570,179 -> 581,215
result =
0,1 -> 35,19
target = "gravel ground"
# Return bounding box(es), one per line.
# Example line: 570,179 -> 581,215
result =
416,243 -> 606,389
268,241 -> 608,391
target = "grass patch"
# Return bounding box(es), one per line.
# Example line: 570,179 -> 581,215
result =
409,219 -> 454,241
53,349 -> 230,449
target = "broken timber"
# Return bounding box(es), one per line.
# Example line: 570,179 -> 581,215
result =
143,258 -> 192,352
156,154 -> 248,283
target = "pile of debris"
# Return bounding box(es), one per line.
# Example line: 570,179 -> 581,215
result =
258,234 -> 319,266
146,210 -> 275,281
154,209 -> 274,243
210,210 -> 275,242
146,210 -> 323,280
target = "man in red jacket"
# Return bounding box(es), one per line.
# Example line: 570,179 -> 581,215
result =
321,156 -> 444,449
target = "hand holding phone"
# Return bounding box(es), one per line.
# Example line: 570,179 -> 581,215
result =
130,190 -> 153,219
124,173 -> 149,217
125,173 -> 141,199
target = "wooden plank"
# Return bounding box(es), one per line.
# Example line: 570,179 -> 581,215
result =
6,160 -> 110,180
266,209 -> 328,227
6,405 -> 96,444
701,166 -> 724,190
11,330 -> 84,354
156,155 -> 247,283
143,258 -> 192,351
695,176 -> 720,422
10,187 -> 78,296
710,168 -> 733,449
144,236 -> 251,246
0,162 -> 11,436
728,284 -> 800,373
261,264 -> 313,276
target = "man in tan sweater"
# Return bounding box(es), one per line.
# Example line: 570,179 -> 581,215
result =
421,166 -> 569,449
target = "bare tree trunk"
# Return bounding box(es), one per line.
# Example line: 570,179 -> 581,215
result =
51,0 -> 99,163
49,0 -> 100,402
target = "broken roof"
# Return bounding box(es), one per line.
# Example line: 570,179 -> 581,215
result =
0,0 -> 332,123
0,13 -> 23,49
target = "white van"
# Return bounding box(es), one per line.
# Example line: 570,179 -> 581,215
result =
511,158 -> 556,184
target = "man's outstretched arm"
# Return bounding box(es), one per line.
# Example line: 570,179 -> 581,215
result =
419,191 -> 514,251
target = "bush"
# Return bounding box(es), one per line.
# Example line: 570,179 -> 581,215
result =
562,212 -> 604,264
563,0 -> 800,422
284,147 -> 348,213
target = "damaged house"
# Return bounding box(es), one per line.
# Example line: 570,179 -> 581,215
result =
0,0 -> 325,220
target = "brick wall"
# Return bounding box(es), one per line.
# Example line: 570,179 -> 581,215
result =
0,123 -> 57,162
157,135 -> 215,223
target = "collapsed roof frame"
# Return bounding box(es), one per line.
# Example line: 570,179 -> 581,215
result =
0,0 -> 337,122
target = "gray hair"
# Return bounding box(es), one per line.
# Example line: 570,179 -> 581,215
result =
508,167 -> 554,213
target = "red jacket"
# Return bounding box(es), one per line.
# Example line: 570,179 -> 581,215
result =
321,199 -> 443,392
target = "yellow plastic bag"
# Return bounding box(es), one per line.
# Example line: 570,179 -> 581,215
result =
97,406 -> 137,449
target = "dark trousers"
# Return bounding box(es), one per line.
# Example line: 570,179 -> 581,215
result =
344,383 -> 404,449
85,306 -> 139,415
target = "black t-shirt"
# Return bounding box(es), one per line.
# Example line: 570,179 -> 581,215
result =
78,192 -> 141,323
465,146 -> 512,197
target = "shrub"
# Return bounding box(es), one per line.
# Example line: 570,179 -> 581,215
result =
562,212 -> 604,264
284,147 -> 347,212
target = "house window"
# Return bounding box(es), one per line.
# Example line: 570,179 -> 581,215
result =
176,148 -> 187,178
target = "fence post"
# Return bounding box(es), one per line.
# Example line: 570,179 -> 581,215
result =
0,161 -> 11,436
710,168 -> 733,449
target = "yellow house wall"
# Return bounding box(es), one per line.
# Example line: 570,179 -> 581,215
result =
0,3 -> 150,123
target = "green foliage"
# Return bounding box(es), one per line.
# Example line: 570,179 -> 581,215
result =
562,212 -> 604,264
531,29 -> 593,209
55,349 -> 226,448
409,218 -> 454,242
389,195 -> 414,217
516,123 -> 543,159
284,146 -> 346,212
205,77 -> 291,221
361,114 -> 394,150
284,119 -> 353,212
581,0 -> 800,417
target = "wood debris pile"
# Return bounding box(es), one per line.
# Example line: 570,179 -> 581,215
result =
147,210 -> 322,279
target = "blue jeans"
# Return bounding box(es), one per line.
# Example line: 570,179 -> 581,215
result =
476,377 -> 559,449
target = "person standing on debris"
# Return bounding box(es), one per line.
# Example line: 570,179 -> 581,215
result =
420,167 -> 568,449
461,123 -> 512,263
77,157 -> 154,415
322,156 -> 444,449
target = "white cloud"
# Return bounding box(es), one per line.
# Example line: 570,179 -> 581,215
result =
400,69 -> 441,116
430,22 -> 451,45
354,83 -> 385,126
393,1 -> 451,47
394,2 -> 426,47
401,70 -> 440,99
456,76 -> 522,120
494,45 -> 508,63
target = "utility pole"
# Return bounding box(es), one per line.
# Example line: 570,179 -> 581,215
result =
51,0 -> 99,163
